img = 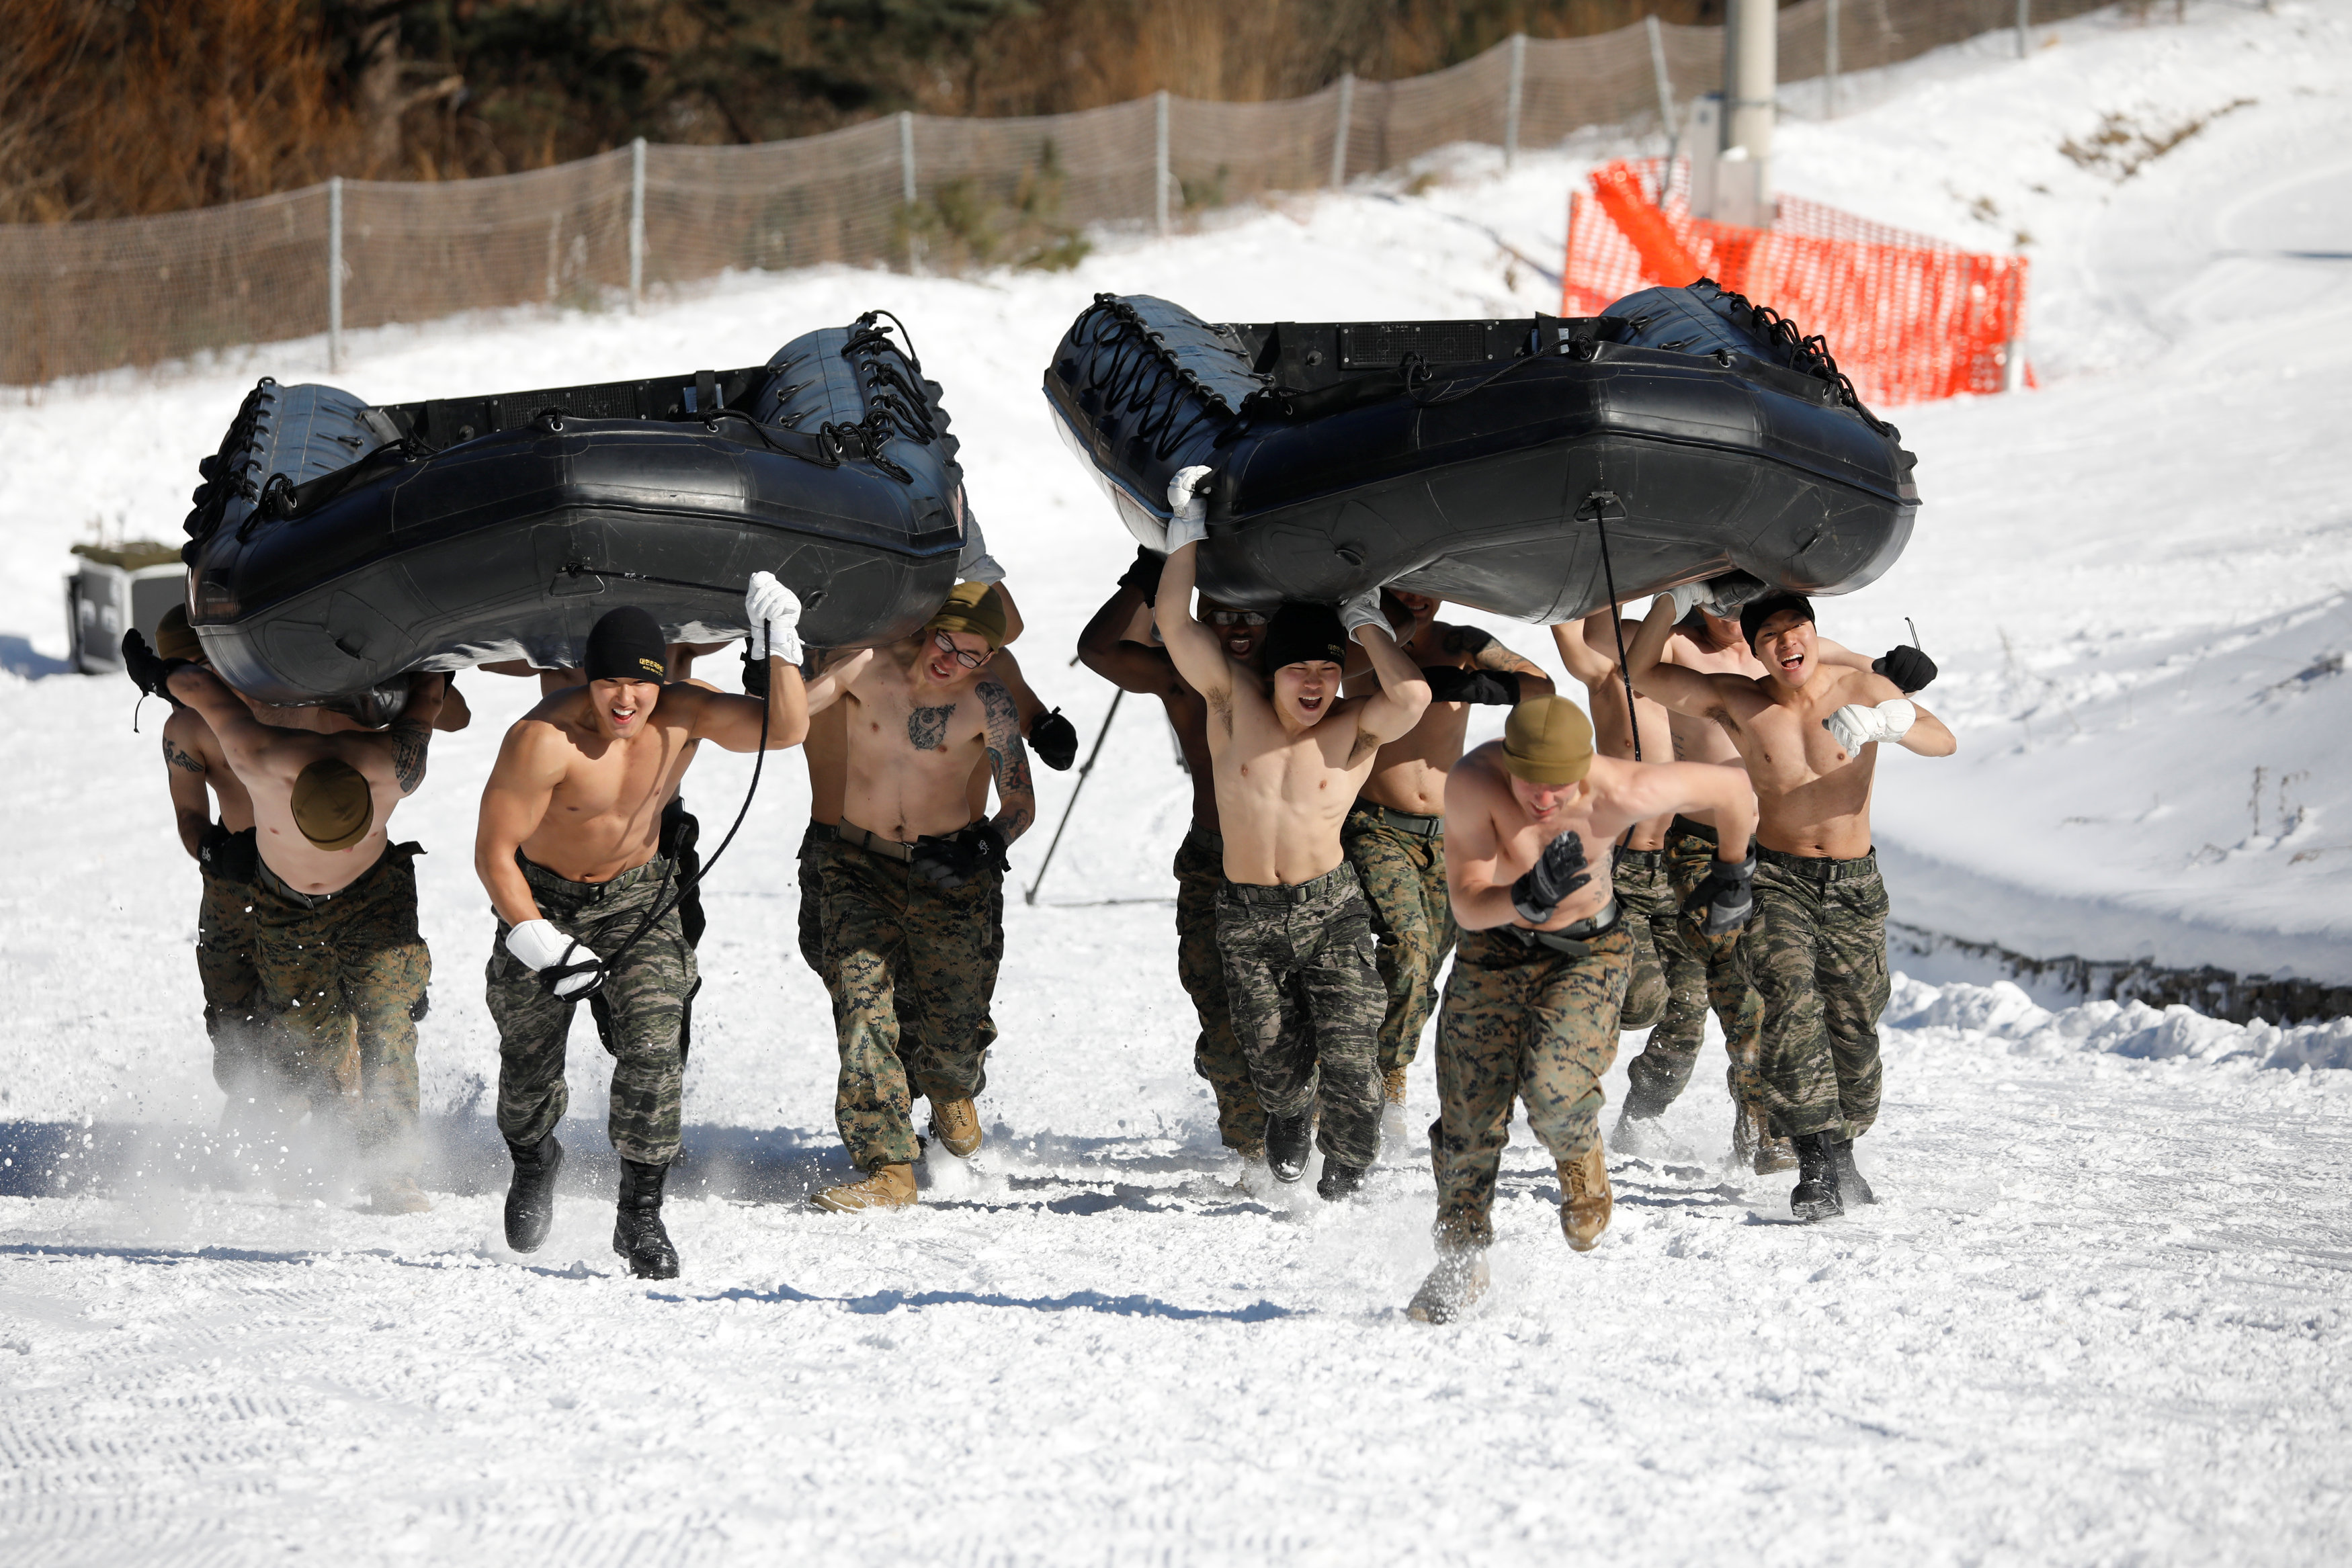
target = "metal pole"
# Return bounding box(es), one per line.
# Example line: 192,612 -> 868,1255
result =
1154,91 -> 1171,237
2017,0 -> 2029,60
1724,0 -> 1776,224
1826,0 -> 1841,119
1330,73 -> 1354,189
1023,688 -> 1124,906
898,111 -> 918,272
1504,34 -> 1525,171
1646,15 -> 1675,202
628,136 -> 645,313
327,176 -> 343,372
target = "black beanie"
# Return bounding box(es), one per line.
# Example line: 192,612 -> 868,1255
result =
1740,591 -> 1816,648
584,606 -> 668,683
1261,602 -> 1349,670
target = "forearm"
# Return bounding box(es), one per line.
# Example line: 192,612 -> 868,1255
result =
1900,705 -> 1958,756
1358,625 -> 1431,735
174,809 -> 210,860
1626,597 -> 1677,681
1550,615 -> 1615,688
475,841 -> 543,928
763,661 -> 810,749
1151,543 -> 1223,689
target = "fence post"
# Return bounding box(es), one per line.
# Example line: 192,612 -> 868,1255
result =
1504,34 -> 1525,171
327,176 -> 343,373
1825,0 -> 1841,119
1330,73 -> 1354,189
2017,0 -> 2029,60
628,137 -> 645,314
1154,91 -> 1171,237
1646,14 -> 1674,199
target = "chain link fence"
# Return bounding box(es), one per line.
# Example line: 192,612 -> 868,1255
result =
0,0 -> 2122,386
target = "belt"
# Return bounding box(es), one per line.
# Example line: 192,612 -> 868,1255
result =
1757,845 -> 1877,881
1222,862 -> 1356,904
802,820 -> 839,846
257,840 -> 413,908
1351,803 -> 1443,839
517,850 -> 669,898
838,821 -> 915,863
1614,847 -> 1664,873
1505,898 -> 1621,956
1669,815 -> 1718,846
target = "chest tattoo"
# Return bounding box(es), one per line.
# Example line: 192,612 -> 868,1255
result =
907,703 -> 956,750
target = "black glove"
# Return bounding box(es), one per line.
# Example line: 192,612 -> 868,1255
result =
1510,831 -> 1591,925
197,822 -> 259,884
1117,546 -> 1165,606
911,821 -> 1010,891
1874,645 -> 1937,694
121,629 -> 190,705
1029,708 -> 1079,771
741,643 -> 771,697
1422,666 -> 1521,705
1681,848 -> 1756,935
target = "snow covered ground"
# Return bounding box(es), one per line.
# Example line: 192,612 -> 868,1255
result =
3,4 -> 2349,1562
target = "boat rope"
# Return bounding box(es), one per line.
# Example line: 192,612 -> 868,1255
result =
1584,488 -> 1644,853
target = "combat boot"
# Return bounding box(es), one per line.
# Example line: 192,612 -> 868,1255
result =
612,1158 -> 679,1280
369,1175 -> 433,1215
1829,1133 -> 1875,1205
812,1162 -> 918,1213
1558,1141 -> 1613,1251
503,1133 -> 564,1252
1316,1161 -> 1368,1201
1733,1105 -> 1799,1175
1406,1247 -> 1490,1325
1264,1111 -> 1312,1184
1611,1105 -> 1677,1161
1788,1132 -> 1844,1223
929,1096 -> 983,1159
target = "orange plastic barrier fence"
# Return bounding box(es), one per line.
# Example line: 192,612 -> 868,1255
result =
1564,158 -> 2030,407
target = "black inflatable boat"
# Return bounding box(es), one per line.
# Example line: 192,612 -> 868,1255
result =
1042,281 -> 1918,620
183,312 -> 970,708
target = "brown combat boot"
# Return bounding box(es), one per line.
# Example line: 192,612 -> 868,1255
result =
1382,1068 -> 1408,1108
929,1097 -> 983,1159
1558,1142 -> 1612,1252
812,1162 -> 918,1213
1734,1105 -> 1800,1174
1406,1248 -> 1491,1324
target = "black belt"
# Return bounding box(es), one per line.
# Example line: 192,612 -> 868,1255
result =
1614,847 -> 1664,873
1351,803 -> 1443,839
1758,846 -> 1877,882
838,821 -> 915,863
1669,816 -> 1718,846
1185,825 -> 1224,855
1222,862 -> 1355,904
517,849 -> 669,899
1507,898 -> 1620,956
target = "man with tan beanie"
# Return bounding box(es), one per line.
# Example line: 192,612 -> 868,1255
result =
806,579 -> 1036,1212
1409,695 -> 1757,1323
159,658 -> 454,1213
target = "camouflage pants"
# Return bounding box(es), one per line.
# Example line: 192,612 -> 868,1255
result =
488,854 -> 698,1166
196,860 -> 263,1097
1749,849 -> 1890,1142
1611,849 -> 1672,1033
249,844 -> 429,1156
1173,828 -> 1264,1149
1341,808 -> 1458,1074
796,821 -> 835,979
1430,922 -> 1632,1248
821,838 -> 1000,1170
1622,826 -> 1767,1119
1214,863 -> 1384,1169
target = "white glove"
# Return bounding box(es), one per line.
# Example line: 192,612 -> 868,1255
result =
505,918 -> 603,1000
1665,582 -> 1708,619
1339,589 -> 1390,644
1165,465 -> 1212,550
745,570 -> 804,664
1824,699 -> 1916,753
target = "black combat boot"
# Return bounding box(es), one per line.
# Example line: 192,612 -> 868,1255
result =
503,1133 -> 564,1253
1828,1133 -> 1876,1205
612,1158 -> 680,1279
1316,1161 -> 1368,1201
1265,1112 -> 1312,1184
1788,1131 -> 1844,1223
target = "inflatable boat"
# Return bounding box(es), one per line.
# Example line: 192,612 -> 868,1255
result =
1042,281 -> 1918,621
183,312 -> 970,708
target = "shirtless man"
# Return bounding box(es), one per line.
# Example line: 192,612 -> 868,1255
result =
476,584 -> 812,1278
1407,697 -> 1758,1323
1343,591 -> 1553,1140
1078,550 -> 1271,1161
139,646 -> 452,1214
1153,468 -> 1431,1198
806,582 -> 1036,1213
1629,591 -> 1954,1221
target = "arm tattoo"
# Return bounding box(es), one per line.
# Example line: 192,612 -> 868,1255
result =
390,720 -> 429,794
977,680 -> 1034,837
162,738 -> 205,775
907,703 -> 956,750
1441,625 -> 1495,659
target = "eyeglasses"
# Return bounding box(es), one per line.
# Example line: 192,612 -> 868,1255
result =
932,629 -> 988,668
1204,609 -> 1267,628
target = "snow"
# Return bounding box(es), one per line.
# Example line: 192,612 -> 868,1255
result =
3,5 -> 2350,1561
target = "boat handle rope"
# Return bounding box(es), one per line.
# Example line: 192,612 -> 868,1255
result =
1583,488 -> 1645,853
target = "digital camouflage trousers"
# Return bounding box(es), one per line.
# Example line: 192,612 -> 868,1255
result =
1621,826 -> 1767,1121
797,821 -> 835,979
1429,923 -> 1632,1249
1749,849 -> 1890,1142
1173,828 -> 1263,1149
1214,863 -> 1384,1170
488,854 -> 698,1166
196,860 -> 263,1097
820,838 -> 1000,1170
1610,849 -> 1672,1033
1341,808 -> 1458,1074
249,843 -> 429,1158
